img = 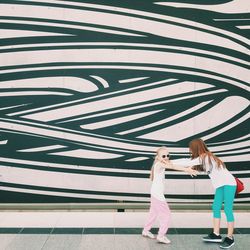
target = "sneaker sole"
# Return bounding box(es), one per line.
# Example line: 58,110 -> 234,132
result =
157,239 -> 171,244
142,234 -> 155,239
156,238 -> 171,244
219,242 -> 235,249
203,238 -> 223,243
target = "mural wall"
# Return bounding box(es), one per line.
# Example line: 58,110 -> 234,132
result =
0,0 -> 249,203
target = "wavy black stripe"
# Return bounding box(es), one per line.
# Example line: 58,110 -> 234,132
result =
1,181 -> 249,199
1,160 -> 250,179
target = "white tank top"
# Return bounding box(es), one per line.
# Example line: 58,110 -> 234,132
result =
150,161 -> 166,201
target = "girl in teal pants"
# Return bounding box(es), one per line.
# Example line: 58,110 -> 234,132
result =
172,139 -> 237,249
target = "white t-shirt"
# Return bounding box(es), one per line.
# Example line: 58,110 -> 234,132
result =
150,161 -> 166,201
171,156 -> 236,189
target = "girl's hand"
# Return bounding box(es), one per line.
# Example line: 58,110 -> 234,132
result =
185,167 -> 198,177
159,157 -> 169,164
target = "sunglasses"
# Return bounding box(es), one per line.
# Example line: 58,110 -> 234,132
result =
162,154 -> 170,158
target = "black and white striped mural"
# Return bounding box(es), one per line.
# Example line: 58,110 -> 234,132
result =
0,0 -> 249,203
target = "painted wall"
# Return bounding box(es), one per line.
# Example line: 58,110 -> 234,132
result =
0,0 -> 249,203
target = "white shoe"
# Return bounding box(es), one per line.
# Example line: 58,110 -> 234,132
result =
142,230 -> 155,239
156,235 -> 171,244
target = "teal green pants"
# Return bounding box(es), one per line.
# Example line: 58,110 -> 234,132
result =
212,185 -> 236,222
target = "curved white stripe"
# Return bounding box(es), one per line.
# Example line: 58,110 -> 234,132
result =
0,91 -> 72,97
208,135 -> 249,145
81,110 -> 163,130
50,149 -> 122,159
210,140 -> 250,152
119,77 -> 150,83
0,140 -> 8,145
214,19 -> 250,21
1,49 -> 248,85
216,148 -> 250,155
0,77 -> 98,93
220,154 -> 250,162
0,104 -> 31,111
0,28 -> 72,39
90,75 -> 109,88
18,145 -> 67,152
237,25 -> 250,30
118,101 -> 211,135
1,42 -> 248,66
156,0 -> 249,14
0,20 -> 144,37
125,157 -> 149,162
0,157 -> 150,174
6,0 -> 249,52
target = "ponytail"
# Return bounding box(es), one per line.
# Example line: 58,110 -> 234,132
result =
150,166 -> 154,181
150,157 -> 158,181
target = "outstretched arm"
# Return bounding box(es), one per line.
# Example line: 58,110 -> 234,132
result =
157,158 -> 198,177
169,163 -> 198,177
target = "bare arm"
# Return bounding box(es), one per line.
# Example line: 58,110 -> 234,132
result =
157,158 -> 198,177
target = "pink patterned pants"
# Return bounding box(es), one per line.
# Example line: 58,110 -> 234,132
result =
143,196 -> 171,237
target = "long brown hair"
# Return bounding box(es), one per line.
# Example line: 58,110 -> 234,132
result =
189,138 -> 225,171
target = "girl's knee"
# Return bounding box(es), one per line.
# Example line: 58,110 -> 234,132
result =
212,203 -> 222,213
224,208 -> 234,222
212,204 -> 221,218
159,212 -> 171,222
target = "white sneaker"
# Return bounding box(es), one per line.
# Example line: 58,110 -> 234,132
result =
156,235 -> 171,244
142,230 -> 155,239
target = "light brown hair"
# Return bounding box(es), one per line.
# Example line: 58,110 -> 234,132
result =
150,147 -> 168,181
189,138 -> 225,171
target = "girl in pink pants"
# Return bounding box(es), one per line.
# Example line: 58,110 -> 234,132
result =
142,147 -> 197,244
